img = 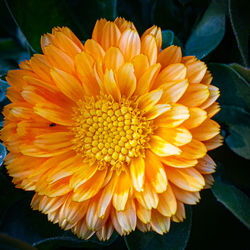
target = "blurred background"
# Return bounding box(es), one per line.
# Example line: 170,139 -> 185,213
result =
0,0 -> 249,249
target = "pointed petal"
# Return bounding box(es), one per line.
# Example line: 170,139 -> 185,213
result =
113,170 -> 131,211
145,104 -> 171,120
137,89 -> 163,113
84,39 -> 105,61
153,63 -> 186,89
195,154 -> 216,174
155,127 -> 192,147
182,107 -> 207,129
134,63 -> 161,96
132,54 -> 149,80
135,182 -> 159,209
101,22 -> 121,50
190,119 -> 220,141
154,104 -> 190,128
119,29 -> 140,61
150,135 -> 181,157
157,184 -> 177,216
117,63 -> 136,98
203,134 -> 223,150
178,83 -> 210,107
130,156 -> 145,192
145,150 -> 168,193
157,45 -> 182,68
150,210 -> 170,234
103,69 -> 121,101
159,79 -> 188,103
104,47 -> 124,71
199,85 -> 220,109
72,168 -> 107,202
50,68 -> 84,101
141,34 -> 157,65
165,166 -> 205,192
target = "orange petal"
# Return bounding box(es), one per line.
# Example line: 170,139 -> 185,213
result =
203,134 -> 223,150
171,184 -> 200,205
186,60 -> 207,84
150,135 -> 181,157
172,200 -> 186,222
206,102 -> 220,118
113,170 -> 131,211
131,54 -> 149,80
155,127 -> 192,146
130,156 -> 145,192
134,63 -> 161,96
103,69 -> 121,101
114,17 -> 136,33
96,218 -> 114,241
119,29 -> 141,61
101,22 -> 121,50
116,199 -> 136,233
141,34 -> 157,65
44,45 -> 75,74
145,104 -> 171,120
117,63 -> 136,98
182,107 -> 207,129
154,103 -> 189,128
52,31 -> 82,58
157,184 -> 177,216
145,150 -> 168,193
51,68 -> 84,101
73,218 -> 95,240
104,47 -> 124,71
84,39 -> 105,61
199,85 -> 220,109
159,79 -> 188,103
178,83 -> 209,107
195,154 -> 216,174
137,89 -> 163,113
150,209 -> 170,234
157,45 -> 182,68
75,51 -> 100,96
72,168 -> 107,202
97,172 -> 118,217
92,18 -> 107,43
135,181 -> 159,209
190,119 -> 220,141
165,166 -> 205,191
136,201 -> 151,223
179,139 -> 207,159
34,102 -> 74,126
153,63 -> 186,89
86,194 -> 109,231
161,155 -> 198,168
141,25 -> 162,52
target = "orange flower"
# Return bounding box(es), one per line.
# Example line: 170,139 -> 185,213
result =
1,17 -> 222,240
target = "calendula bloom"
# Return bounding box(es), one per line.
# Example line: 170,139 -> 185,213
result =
1,17 -> 222,240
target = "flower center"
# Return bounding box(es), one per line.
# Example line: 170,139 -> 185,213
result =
72,95 -> 152,170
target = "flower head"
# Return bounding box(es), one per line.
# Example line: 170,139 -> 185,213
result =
1,17 -> 222,240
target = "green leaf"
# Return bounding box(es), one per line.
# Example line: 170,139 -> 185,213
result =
230,63 -> 250,84
125,206 -> 192,250
208,63 -> 250,112
5,0 -> 117,52
212,177 -> 250,229
229,0 -> 250,66
185,1 -> 226,59
0,38 -> 29,74
209,63 -> 250,159
0,143 -> 6,166
162,30 -> 174,49
0,79 -> 9,102
216,106 -> 250,160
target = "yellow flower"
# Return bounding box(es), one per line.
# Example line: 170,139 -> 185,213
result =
1,17 -> 222,240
